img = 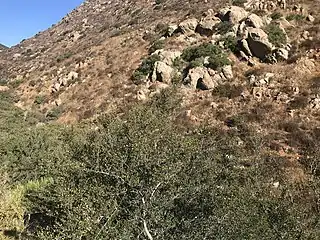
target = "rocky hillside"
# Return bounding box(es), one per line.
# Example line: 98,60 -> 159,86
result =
0,43 -> 8,51
0,0 -> 319,126
1,0 -> 320,238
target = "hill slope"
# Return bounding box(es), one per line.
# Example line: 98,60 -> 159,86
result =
1,0 -> 320,239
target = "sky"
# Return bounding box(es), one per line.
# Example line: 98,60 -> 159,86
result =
0,0 -> 84,47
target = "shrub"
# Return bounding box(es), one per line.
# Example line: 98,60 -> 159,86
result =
8,79 -> 24,89
288,96 -> 309,109
0,79 -> 8,86
270,12 -> 283,20
0,178 -> 53,240
265,24 -> 287,47
220,35 -> 239,53
132,54 -> 161,84
190,57 -> 204,68
4,96 -> 319,239
149,39 -> 165,54
34,95 -> 46,105
310,75 -> 320,91
181,43 -> 230,70
155,0 -> 165,5
286,14 -> 305,21
45,106 -> 64,121
216,21 -> 233,35
232,0 -> 247,6
2,90 -> 320,239
56,52 -> 73,62
212,83 -> 244,99
172,57 -> 185,71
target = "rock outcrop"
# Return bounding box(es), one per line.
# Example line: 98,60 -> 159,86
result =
247,28 -> 273,60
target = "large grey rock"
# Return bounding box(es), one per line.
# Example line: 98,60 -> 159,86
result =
218,6 -> 249,24
245,14 -> 264,28
151,61 -> 174,84
275,48 -> 289,61
154,50 -> 181,66
222,65 -> 233,80
179,18 -> 198,34
52,82 -> 61,93
67,71 -> 79,81
240,39 -> 253,57
307,14 -> 315,22
247,28 -> 273,60
184,67 -> 216,90
237,21 -> 247,38
196,16 -> 221,36
167,24 -> 179,36
0,86 -> 9,92
148,82 -> 170,97
239,50 -> 250,61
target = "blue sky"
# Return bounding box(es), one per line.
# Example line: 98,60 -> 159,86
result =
0,0 -> 84,47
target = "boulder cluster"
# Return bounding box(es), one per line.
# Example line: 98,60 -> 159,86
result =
176,5 -> 291,63
135,3 -> 301,95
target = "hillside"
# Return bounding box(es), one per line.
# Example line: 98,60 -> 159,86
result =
0,0 -> 315,123
0,43 -> 8,51
1,0 -> 320,239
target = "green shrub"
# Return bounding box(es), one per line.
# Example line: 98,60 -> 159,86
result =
0,79 -> 8,86
155,0 -> 165,5
56,52 -> 73,62
270,12 -> 283,20
212,83 -> 244,99
181,43 -> 230,70
265,24 -> 287,47
220,35 -> 239,53
288,96 -> 309,109
286,14 -> 305,21
132,54 -> 161,83
8,79 -> 24,89
34,95 -> 46,105
154,22 -> 169,37
190,57 -> 204,68
232,0 -> 247,6
2,89 -> 320,239
149,39 -> 165,54
172,57 -> 185,71
216,21 -> 233,35
6,100 -> 319,239
45,106 -> 64,121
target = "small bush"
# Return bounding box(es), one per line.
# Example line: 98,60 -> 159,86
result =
0,79 -> 8,86
46,106 -> 64,121
288,96 -> 309,109
181,43 -> 230,70
132,54 -> 161,84
8,79 -> 24,89
172,57 -> 185,71
286,14 -> 305,21
34,95 -> 46,105
56,52 -> 73,63
155,0 -> 165,5
270,12 -> 283,20
265,24 -> 287,47
212,84 -> 244,99
220,35 -> 239,53
310,75 -> 320,91
154,22 -> 169,37
232,0 -> 247,6
216,21 -> 233,35
149,39 -> 165,54
190,57 -> 204,68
